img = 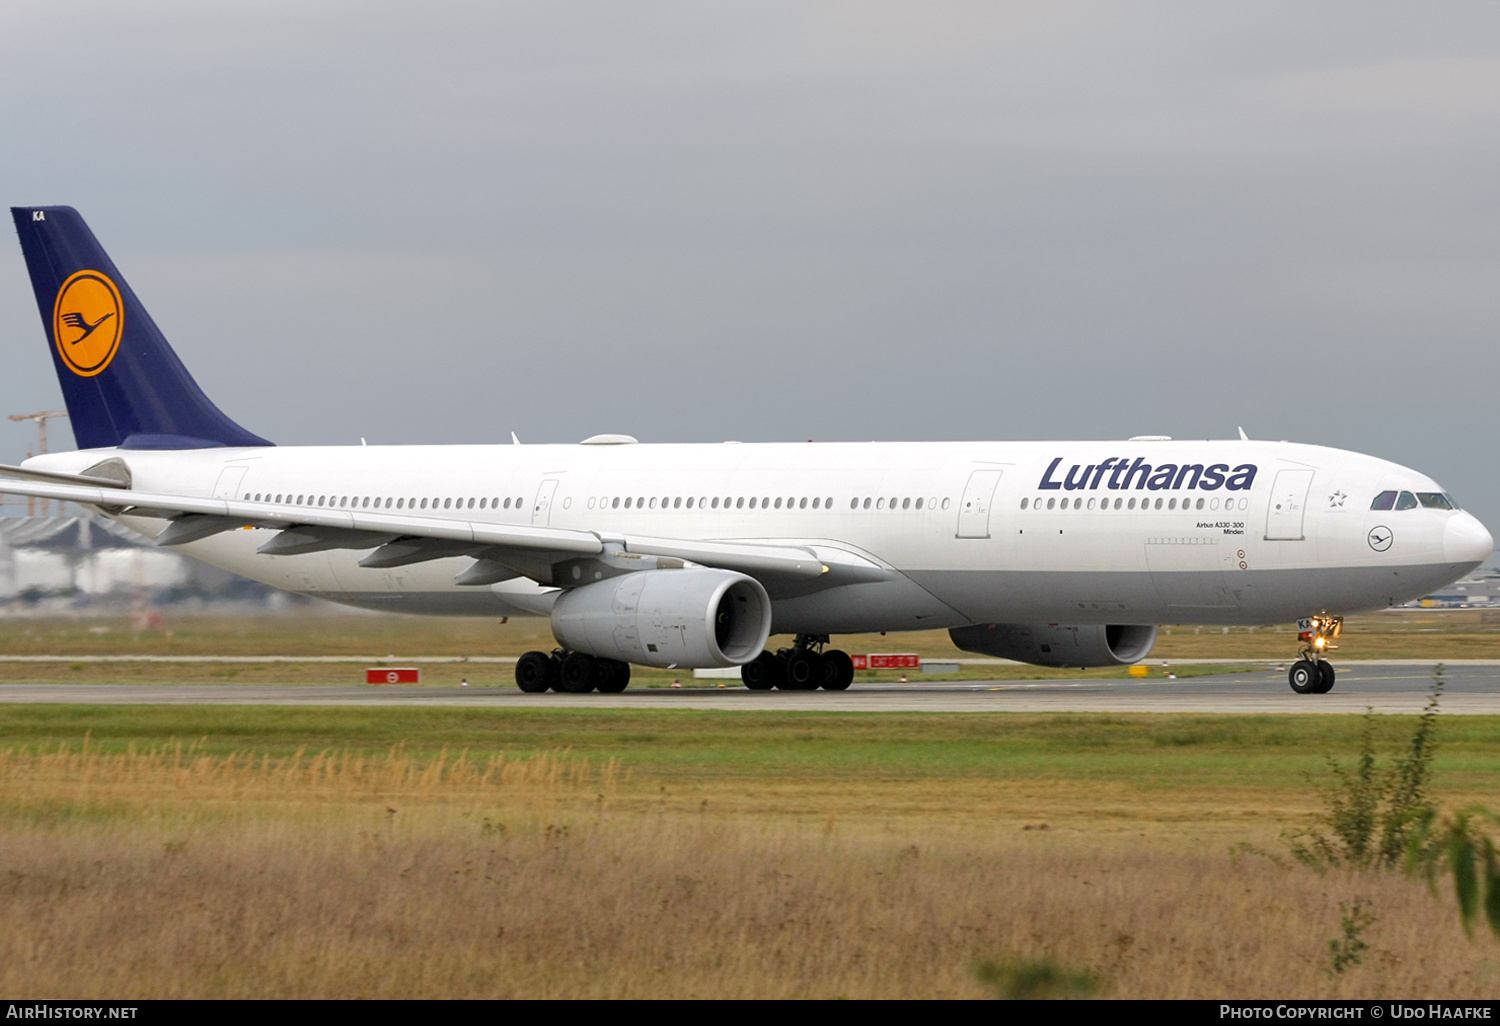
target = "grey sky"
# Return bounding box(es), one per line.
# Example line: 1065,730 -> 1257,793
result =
2,2 -> 1497,532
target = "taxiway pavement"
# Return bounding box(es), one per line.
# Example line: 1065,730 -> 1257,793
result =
0,663 -> 1493,714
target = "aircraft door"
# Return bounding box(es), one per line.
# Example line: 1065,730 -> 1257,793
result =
1265,469 -> 1314,541
532,479 -> 559,526
212,466 -> 248,500
956,469 -> 1004,539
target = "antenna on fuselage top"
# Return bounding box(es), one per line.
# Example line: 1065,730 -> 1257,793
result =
1238,426 -> 1250,441
511,432 -> 521,445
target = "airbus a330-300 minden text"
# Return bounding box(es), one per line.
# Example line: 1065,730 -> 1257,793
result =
3,207 -> 1492,694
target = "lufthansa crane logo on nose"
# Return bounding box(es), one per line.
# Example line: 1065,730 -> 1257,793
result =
1368,526 -> 1393,552
52,269 -> 124,377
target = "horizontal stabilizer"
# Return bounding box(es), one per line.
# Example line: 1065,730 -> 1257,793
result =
0,462 -> 128,489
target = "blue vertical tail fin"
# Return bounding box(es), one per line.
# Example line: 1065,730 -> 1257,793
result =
10,206 -> 271,450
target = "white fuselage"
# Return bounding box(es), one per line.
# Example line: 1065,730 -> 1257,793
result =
27,438 -> 1493,633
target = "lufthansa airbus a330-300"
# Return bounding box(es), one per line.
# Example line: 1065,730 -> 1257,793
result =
3,207 -> 1492,694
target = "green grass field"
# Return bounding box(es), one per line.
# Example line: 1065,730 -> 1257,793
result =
2,704 -> 1496,804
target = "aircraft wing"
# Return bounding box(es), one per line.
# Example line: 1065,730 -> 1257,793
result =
0,474 -> 885,588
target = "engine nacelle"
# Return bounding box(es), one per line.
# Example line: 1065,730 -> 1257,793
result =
551,568 -> 771,668
948,623 -> 1158,668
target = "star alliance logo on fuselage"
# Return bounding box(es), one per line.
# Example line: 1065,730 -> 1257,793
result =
1037,456 -> 1258,492
52,269 -> 124,377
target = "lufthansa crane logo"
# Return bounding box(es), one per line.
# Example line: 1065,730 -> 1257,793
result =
52,270 -> 124,377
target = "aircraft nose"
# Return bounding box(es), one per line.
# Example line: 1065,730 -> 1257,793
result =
1444,512 -> 1494,566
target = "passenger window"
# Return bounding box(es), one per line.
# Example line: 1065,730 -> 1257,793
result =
1370,490 -> 1397,511
1127,498 -> 1136,510
863,498 -> 872,509
1196,497 -> 1204,510
941,498 -> 950,510
889,497 -> 897,509
800,497 -> 808,509
1020,498 -> 1029,510
711,497 -> 719,509
734,497 -> 743,509
813,498 -> 822,509
1087,498 -> 1096,510
515,498 -> 523,509
1046,497 -> 1055,510
901,498 -> 910,510
625,497 -> 633,509
876,498 -> 885,510
914,498 -> 922,510
773,498 -> 782,509
1154,498 -> 1163,510
1396,491 -> 1418,511
747,497 -> 756,509
674,497 -> 682,509
419,499 -> 428,509
1168,498 -> 1176,510
650,498 -> 659,509
1073,498 -> 1082,510
1417,492 -> 1454,510
686,497 -> 695,509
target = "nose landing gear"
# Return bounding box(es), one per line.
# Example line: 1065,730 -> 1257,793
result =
1288,615 -> 1341,694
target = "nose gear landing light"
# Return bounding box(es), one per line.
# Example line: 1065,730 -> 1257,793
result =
1288,615 -> 1342,694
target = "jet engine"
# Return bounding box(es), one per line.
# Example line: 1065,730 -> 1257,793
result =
948,623 -> 1158,668
551,568 -> 772,668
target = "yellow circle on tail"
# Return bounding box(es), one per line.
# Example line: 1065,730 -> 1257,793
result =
53,270 -> 124,377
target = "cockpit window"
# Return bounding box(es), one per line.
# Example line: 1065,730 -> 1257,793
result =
1417,492 -> 1454,510
1370,490 -> 1397,511
1395,491 -> 1419,511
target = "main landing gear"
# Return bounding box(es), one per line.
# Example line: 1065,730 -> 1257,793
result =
1287,615 -> 1342,695
515,649 -> 631,694
741,635 -> 856,692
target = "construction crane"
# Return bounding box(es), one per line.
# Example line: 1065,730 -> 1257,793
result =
6,410 -> 69,517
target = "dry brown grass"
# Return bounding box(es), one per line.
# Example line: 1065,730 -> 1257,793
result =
1,743 -> 1496,998
0,738 -> 623,806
